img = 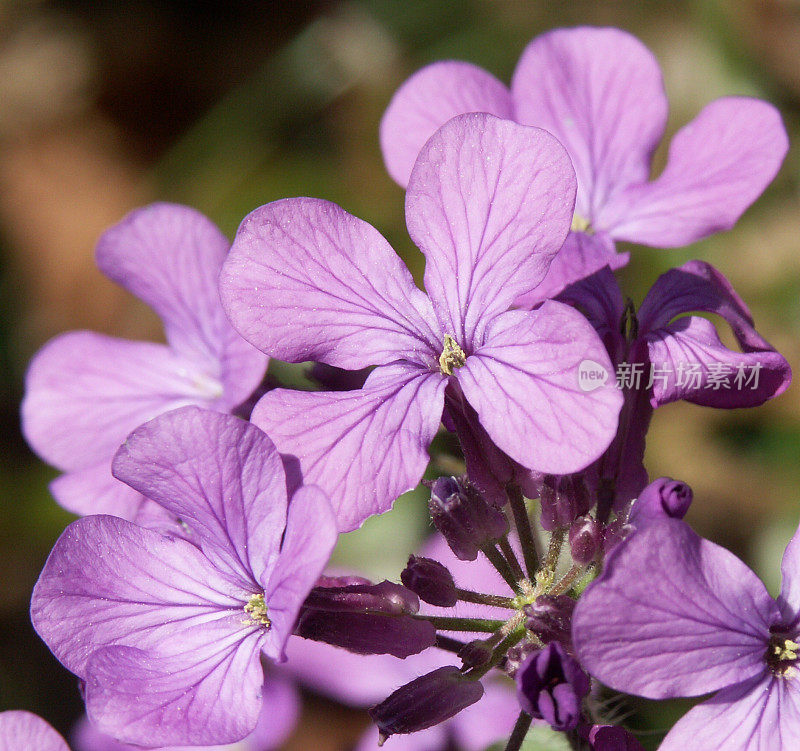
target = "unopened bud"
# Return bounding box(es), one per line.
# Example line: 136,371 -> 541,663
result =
569,516 -> 602,565
628,477 -> 693,526
539,474 -> 592,531
587,724 -> 646,750
401,555 -> 457,607
370,666 -> 484,742
429,476 -> 509,561
524,595 -> 576,651
296,579 -> 436,658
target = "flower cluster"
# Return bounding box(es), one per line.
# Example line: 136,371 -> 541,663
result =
5,24 -> 795,751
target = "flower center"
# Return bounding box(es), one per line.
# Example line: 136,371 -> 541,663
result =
571,214 -> 592,234
767,634 -> 799,677
439,334 -> 466,376
243,593 -> 271,629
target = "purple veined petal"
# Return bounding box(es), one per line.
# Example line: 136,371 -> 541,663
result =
22,331 -> 228,472
778,520 -> 800,629
96,203 -> 267,407
645,316 -> 791,408
637,261 -> 770,346
0,711 -> 69,751
30,514 -> 258,678
601,98 -> 788,247
380,61 -> 514,188
84,642 -> 264,747
456,303 -> 623,475
251,362 -> 447,532
511,27 -> 667,221
658,674 -> 800,751
262,485 -> 338,661
405,113 -> 576,346
112,407 -> 289,587
73,672 -> 299,751
220,197 -> 441,370
50,463 -> 146,520
514,231 -> 628,309
556,266 -> 625,349
573,518 -> 781,699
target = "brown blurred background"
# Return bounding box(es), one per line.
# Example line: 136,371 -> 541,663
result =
1,1 -> 799,748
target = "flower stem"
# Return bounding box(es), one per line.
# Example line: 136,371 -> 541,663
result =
434,634 -> 468,654
504,712 -> 532,751
545,527 -> 566,575
482,544 -> 524,594
507,484 -> 540,579
455,588 -> 517,609
549,563 -> 582,597
498,535 -> 526,582
413,615 -> 505,632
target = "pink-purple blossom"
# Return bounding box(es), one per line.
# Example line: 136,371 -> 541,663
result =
220,113 -> 622,531
21,204 -> 268,522
573,512 -> 800,750
30,407 -> 337,747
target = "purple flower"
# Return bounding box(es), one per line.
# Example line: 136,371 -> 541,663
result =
558,260 -> 791,512
21,204 -> 268,521
380,26 -> 787,302
573,514 -> 800,749
220,113 -> 622,531
0,711 -> 69,751
515,642 -> 591,731
30,407 -> 337,747
627,476 -> 693,526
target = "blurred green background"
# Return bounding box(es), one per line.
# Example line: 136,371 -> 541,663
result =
1,0 -> 799,748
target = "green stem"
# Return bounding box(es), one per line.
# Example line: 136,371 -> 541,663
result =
434,634 -> 467,654
413,615 -> 505,632
545,526 -> 566,575
482,544 -> 523,594
455,588 -> 517,609
504,712 -> 532,751
507,484 -> 540,578
499,534 -> 526,583
549,563 -> 582,597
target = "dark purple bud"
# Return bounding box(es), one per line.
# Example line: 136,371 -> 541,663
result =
516,642 -> 590,732
370,666 -> 484,742
502,641 -> 539,679
296,580 -> 436,658
588,725 -> 645,750
602,518 -> 632,555
401,555 -> 457,607
628,477 -> 693,526
569,516 -> 602,565
429,476 -> 509,561
524,595 -> 576,651
539,474 -> 593,531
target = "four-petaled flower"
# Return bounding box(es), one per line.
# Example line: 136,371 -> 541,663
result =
220,113 -> 622,531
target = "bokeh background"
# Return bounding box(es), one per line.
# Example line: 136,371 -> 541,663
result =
1,1 -> 799,748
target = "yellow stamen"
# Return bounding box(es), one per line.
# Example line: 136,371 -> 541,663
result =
439,334 -> 466,376
243,593 -> 271,628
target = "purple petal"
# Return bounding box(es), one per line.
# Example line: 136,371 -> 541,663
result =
380,61 -> 513,188
30,514 -> 256,678
262,485 -> 338,660
573,518 -> 780,698
511,27 -> 667,221
96,203 -> 266,407
22,331 -> 227,472
515,231 -> 628,309
220,198 -> 440,370
50,464 -> 146,520
456,304 -> 623,474
601,98 -> 788,246
251,363 -> 446,531
0,711 -> 69,751
779,520 -> 800,629
645,316 -> 790,408
405,113 -> 576,345
112,407 -> 289,587
658,675 -> 800,751
84,643 -> 263,747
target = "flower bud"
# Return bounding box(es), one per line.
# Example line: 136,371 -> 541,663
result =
569,515 -> 602,565
400,555 -> 457,607
370,666 -> 484,742
628,477 -> 693,526
587,724 -> 645,750
295,579 -> 436,658
429,476 -> 508,561
524,595 -> 576,651
515,642 -> 590,731
502,641 -> 539,678
539,474 -> 592,531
